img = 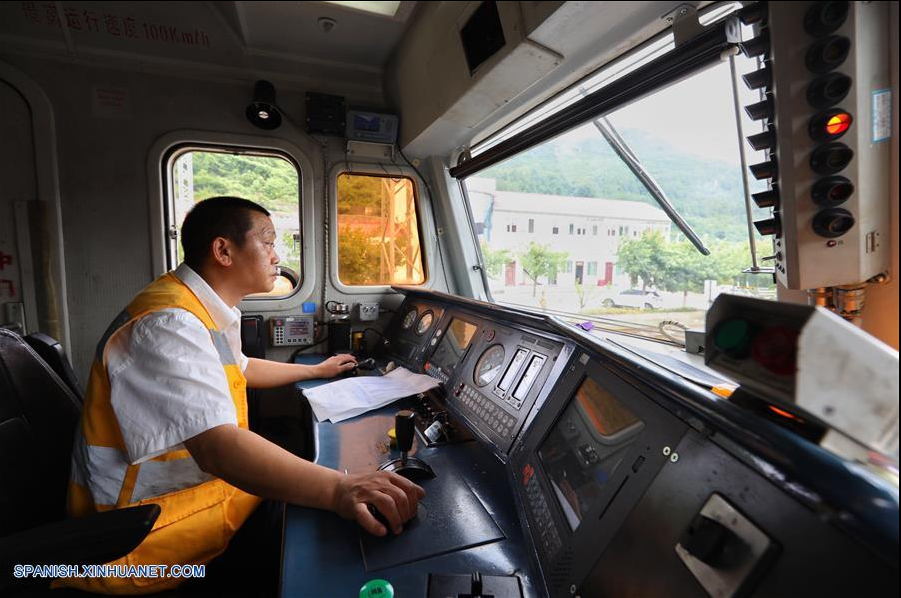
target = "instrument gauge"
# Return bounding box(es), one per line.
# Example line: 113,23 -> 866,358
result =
474,344 -> 506,387
401,308 -> 418,330
416,311 -> 434,335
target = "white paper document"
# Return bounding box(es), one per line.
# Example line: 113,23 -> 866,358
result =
303,367 -> 441,423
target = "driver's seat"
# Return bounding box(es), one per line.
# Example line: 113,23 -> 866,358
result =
0,328 -> 159,595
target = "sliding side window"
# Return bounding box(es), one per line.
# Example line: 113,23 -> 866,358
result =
168,149 -> 302,298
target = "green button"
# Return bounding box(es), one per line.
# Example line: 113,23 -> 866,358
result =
360,579 -> 394,598
715,320 -> 750,351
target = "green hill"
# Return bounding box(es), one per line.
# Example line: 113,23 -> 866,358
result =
478,131 -> 767,243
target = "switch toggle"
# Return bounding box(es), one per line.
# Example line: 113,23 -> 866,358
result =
675,493 -> 777,597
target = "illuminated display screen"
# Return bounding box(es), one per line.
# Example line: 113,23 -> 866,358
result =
538,377 -> 644,531
353,113 -> 381,132
429,318 -> 478,374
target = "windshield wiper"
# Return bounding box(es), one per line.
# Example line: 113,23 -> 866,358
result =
589,115 -> 710,256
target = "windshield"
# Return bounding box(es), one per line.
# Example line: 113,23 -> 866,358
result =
463,48 -> 775,344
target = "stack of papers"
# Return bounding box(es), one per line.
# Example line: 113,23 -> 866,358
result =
303,367 -> 441,423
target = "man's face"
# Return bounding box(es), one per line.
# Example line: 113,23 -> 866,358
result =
232,211 -> 280,295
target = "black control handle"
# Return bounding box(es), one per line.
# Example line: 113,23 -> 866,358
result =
395,410 -> 416,454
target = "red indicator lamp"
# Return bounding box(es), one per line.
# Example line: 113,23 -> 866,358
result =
750,326 -> 799,376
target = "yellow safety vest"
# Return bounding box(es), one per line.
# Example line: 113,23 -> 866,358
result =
56,272 -> 261,594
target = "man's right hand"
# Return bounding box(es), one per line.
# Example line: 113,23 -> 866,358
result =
315,354 -> 358,378
332,471 -> 425,536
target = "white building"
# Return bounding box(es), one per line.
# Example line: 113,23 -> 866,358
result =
467,178 -> 671,289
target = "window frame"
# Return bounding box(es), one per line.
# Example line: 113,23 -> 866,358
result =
329,164 -> 433,294
149,130 -> 317,311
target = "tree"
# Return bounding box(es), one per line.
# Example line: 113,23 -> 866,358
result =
658,240 -> 751,306
616,231 -> 668,290
336,226 -> 380,285
480,241 -> 511,279
618,231 -> 761,306
574,281 -> 595,311
519,242 -> 568,297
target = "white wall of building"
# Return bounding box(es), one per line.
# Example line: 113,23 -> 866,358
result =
466,178 -> 671,290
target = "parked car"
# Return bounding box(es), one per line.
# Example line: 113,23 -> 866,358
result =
600,289 -> 663,309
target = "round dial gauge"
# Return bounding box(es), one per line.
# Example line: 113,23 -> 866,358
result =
401,309 -> 418,330
474,344 -> 506,387
415,311 -> 434,335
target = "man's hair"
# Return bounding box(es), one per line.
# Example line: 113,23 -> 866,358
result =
181,196 -> 270,270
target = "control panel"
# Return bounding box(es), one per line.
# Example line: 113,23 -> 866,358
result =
372,289 -> 898,598
510,357 -> 688,597
386,302 -> 444,369
386,298 -> 571,457
447,328 -> 568,456
269,315 -> 315,346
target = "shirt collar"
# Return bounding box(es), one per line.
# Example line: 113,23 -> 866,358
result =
173,263 -> 241,330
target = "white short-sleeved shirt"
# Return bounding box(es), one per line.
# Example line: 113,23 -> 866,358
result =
105,263 -> 249,465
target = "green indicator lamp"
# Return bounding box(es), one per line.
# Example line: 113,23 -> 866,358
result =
715,320 -> 753,358
360,579 -> 394,598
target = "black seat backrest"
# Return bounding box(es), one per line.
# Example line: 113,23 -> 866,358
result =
0,328 -> 81,537
24,332 -> 83,403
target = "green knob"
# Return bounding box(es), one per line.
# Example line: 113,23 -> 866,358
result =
360,579 -> 394,598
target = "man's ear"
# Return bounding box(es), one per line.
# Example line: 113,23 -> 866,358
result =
210,237 -> 233,267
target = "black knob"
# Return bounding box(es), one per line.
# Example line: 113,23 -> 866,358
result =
395,410 -> 416,453
813,208 -> 855,238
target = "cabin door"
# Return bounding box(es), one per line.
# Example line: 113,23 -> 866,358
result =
0,79 -> 38,335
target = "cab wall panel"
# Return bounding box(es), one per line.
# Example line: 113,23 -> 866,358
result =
0,55 -> 314,381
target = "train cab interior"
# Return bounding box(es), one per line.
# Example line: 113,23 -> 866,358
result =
0,1 -> 898,596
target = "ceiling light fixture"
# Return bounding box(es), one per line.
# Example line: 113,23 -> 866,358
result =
323,1 -> 401,17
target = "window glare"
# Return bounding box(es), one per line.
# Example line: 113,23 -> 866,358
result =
336,173 -> 426,286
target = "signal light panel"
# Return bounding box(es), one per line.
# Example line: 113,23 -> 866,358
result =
741,1 -> 891,290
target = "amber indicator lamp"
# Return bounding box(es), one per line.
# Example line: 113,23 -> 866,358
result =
809,109 -> 852,142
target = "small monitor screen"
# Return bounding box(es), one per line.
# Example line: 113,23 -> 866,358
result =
353,113 -> 381,132
430,318 -> 478,374
538,377 -> 644,531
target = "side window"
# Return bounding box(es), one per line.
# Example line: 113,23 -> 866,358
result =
169,149 -> 301,298
336,173 -> 426,286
